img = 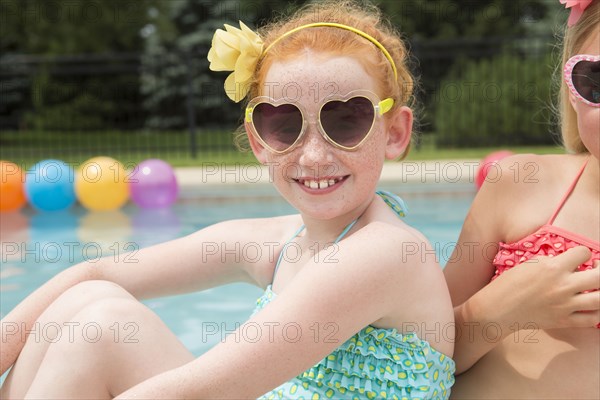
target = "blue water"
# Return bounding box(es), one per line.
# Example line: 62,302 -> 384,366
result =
0,182 -> 474,358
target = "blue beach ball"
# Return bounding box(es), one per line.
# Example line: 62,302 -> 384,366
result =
25,160 -> 76,212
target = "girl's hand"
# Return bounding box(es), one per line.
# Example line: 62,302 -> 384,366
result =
453,246 -> 598,374
475,246 -> 599,331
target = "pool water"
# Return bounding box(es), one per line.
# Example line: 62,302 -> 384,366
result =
0,182 -> 474,358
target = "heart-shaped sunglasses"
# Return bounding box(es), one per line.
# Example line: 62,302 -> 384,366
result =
245,90 -> 394,154
564,54 -> 600,107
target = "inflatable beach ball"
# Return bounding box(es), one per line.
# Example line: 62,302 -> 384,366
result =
475,150 -> 514,189
129,159 -> 179,208
24,160 -> 77,212
0,160 -> 27,212
75,157 -> 129,211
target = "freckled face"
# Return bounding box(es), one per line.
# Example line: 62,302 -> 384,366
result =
570,30 -> 600,159
255,54 -> 389,220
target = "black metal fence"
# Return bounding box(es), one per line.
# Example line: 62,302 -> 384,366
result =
0,35 -> 559,164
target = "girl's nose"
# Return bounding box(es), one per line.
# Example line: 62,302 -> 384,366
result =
297,124 -> 331,167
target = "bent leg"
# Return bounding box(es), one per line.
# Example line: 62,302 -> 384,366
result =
25,296 -> 194,399
1,281 -> 194,399
1,280 -> 133,398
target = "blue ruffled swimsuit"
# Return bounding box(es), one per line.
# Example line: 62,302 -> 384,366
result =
255,191 -> 455,399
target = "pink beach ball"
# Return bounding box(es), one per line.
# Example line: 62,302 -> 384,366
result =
129,159 -> 179,208
475,150 -> 514,190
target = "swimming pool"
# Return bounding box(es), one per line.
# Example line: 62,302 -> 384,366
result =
0,181 -> 474,360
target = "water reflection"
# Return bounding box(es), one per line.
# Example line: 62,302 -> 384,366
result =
0,211 -> 29,262
29,210 -> 79,266
132,207 -> 182,248
77,210 -> 132,260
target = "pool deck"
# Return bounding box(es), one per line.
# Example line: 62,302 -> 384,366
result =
174,159 -> 481,187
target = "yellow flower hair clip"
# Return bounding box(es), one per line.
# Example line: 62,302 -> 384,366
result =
208,21 -> 399,103
207,21 -> 263,103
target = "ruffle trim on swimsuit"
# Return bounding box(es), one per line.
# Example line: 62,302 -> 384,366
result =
297,327 -> 454,399
254,286 -> 455,399
493,226 -> 600,330
493,226 -> 600,279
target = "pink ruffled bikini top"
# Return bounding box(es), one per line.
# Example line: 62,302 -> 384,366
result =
492,158 -> 600,279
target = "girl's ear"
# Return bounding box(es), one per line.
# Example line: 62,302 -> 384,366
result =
246,121 -> 269,164
568,90 -> 579,112
385,106 -> 413,160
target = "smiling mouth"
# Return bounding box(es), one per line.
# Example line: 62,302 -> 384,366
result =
294,176 -> 348,190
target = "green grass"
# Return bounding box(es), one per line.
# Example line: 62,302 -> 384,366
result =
405,144 -> 564,161
1,130 -> 565,168
0,130 -> 253,168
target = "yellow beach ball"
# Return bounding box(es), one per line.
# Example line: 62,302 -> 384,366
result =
75,157 -> 129,211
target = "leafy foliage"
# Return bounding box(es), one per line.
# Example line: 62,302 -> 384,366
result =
140,0 -> 307,130
376,0 -> 554,39
1,0 -> 568,151
1,0 -> 157,130
435,51 -> 557,147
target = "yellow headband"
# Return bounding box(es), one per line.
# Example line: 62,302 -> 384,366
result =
207,21 -> 398,102
264,22 -> 398,80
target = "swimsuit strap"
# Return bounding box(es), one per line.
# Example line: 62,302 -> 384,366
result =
272,224 -> 305,282
548,157 -> 590,225
334,219 -> 358,244
376,190 -> 408,218
271,217 -> 359,282
271,190 -> 407,282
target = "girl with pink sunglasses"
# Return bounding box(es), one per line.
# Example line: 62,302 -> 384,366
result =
445,1 -> 599,398
1,1 -> 456,398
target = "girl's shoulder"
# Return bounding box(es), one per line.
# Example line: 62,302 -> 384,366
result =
499,152 -> 584,167
486,153 -> 586,196
350,219 -> 453,348
478,152 -> 589,241
353,216 -> 441,283
361,199 -> 433,260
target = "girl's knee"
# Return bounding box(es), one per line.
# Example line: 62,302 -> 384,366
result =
33,281 -> 135,340
50,298 -> 147,352
76,297 -> 146,325
73,297 -> 153,342
59,280 -> 134,305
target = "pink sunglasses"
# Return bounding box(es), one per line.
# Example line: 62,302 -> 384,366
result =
564,54 -> 600,107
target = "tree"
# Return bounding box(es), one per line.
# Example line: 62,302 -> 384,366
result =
140,0 -> 307,130
1,0 -> 158,130
375,0 -> 557,40
373,0 -> 564,140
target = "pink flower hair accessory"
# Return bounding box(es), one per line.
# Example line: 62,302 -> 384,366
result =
560,0 -> 593,27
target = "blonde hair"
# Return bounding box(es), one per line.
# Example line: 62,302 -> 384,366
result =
236,0 -> 416,157
559,0 -> 599,153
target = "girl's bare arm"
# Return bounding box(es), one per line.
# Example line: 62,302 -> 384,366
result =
1,217 -> 282,376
